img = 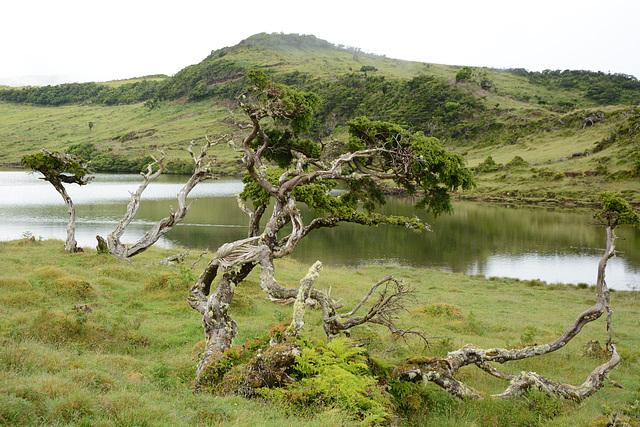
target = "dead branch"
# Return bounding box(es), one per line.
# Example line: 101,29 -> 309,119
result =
99,139 -> 223,259
151,252 -> 190,266
395,223 -> 623,401
492,345 -> 621,400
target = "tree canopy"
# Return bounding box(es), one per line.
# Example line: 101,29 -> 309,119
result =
21,150 -> 93,252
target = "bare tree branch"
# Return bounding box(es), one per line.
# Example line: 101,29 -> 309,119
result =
100,138 -> 224,259
394,221 -> 625,401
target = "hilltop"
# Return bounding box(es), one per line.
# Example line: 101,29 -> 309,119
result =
1,32 -> 639,205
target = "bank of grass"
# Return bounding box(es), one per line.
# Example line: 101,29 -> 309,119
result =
0,101 -> 242,174
0,238 -> 639,426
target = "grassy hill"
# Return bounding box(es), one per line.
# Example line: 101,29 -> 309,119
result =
1,238 -> 638,425
1,32 -> 639,205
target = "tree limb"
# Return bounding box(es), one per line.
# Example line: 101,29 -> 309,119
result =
100,139 -> 222,259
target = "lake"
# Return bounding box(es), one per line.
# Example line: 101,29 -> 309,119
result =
1,171 -> 639,290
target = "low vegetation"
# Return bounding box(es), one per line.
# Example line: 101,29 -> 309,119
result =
1,239 -> 638,425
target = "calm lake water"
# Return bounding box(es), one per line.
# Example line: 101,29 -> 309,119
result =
1,171 -> 639,290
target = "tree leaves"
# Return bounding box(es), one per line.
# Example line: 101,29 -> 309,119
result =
21,150 -> 93,185
594,192 -> 640,228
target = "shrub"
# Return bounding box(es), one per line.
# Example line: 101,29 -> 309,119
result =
455,67 -> 473,83
474,155 -> 503,173
414,303 -> 464,319
262,337 -> 395,424
506,155 -> 529,168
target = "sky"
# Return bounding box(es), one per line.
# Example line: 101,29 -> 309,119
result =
1,0 -> 639,86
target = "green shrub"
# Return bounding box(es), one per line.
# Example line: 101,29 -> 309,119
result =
506,155 -> 529,168
262,337 -> 394,425
414,303 -> 464,319
455,67 -> 473,83
474,155 -> 503,173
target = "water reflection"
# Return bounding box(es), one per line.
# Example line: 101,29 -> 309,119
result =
1,171 -> 638,290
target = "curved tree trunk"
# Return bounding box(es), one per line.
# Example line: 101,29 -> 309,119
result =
51,178 -> 81,253
395,224 -> 621,401
100,141 -> 221,259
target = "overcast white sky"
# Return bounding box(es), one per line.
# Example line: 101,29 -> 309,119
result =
1,0 -> 639,86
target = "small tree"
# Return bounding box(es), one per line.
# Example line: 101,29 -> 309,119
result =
96,138 -> 224,260
395,192 -> 638,400
21,149 -> 93,252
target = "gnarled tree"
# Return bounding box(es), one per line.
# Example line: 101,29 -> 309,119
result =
186,69 -> 475,383
96,137 -> 224,260
22,149 -> 93,253
395,192 -> 638,401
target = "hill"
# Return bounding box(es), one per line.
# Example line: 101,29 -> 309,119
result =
1,32 -> 639,205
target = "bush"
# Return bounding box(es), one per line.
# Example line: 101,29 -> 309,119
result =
455,67 -> 473,83
506,155 -> 529,168
474,155 -> 503,173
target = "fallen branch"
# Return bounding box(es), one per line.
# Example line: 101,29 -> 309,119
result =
395,214 -> 628,401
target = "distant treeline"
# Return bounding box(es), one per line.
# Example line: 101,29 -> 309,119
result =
0,79 -> 163,106
507,68 -> 640,105
66,141 -> 196,174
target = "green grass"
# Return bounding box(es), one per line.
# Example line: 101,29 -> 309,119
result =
0,100 -> 243,171
0,238 -> 638,425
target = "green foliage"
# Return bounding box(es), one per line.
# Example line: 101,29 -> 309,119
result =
155,59 -> 246,102
0,79 -> 163,106
524,69 -> 640,106
505,155 -> 529,168
593,192 -> 640,228
245,69 -> 320,134
67,141 -> 188,174
262,337 -> 394,425
455,66 -> 473,83
360,65 -> 378,75
240,168 -> 283,208
308,72 -> 487,140
474,155 -> 503,173
346,116 -> 475,216
21,150 -> 92,183
250,129 -> 321,168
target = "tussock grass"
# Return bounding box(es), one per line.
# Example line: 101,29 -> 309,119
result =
0,238 -> 638,425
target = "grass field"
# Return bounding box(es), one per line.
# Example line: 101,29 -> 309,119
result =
0,238 -> 638,425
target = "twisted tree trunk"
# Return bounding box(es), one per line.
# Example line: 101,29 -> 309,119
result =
395,224 -> 621,401
51,177 -> 81,253
100,140 -> 221,259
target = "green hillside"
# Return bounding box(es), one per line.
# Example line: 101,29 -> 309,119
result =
1,32 -> 639,205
